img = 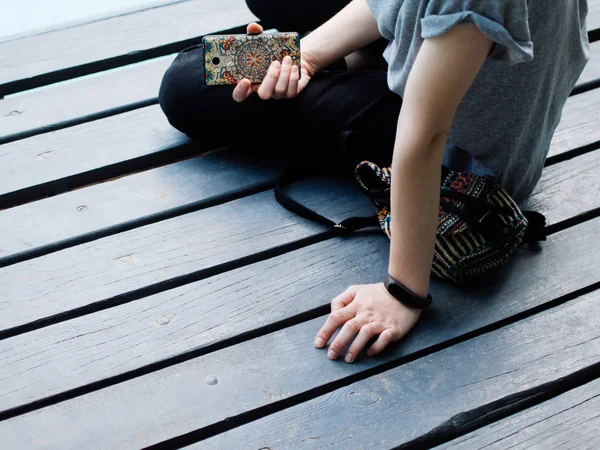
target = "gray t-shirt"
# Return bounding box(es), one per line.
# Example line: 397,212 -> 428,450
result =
365,0 -> 590,203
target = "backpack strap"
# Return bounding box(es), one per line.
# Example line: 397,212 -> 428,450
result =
274,167 -> 380,235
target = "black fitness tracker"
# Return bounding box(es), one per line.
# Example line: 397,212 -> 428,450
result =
383,273 -> 432,310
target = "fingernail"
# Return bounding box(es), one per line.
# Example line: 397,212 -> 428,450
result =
283,56 -> 292,65
314,337 -> 324,348
345,353 -> 354,363
328,349 -> 337,360
272,60 -> 281,69
367,349 -> 373,356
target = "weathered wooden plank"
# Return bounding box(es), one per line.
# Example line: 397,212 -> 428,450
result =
0,144 -> 598,408
1,217 -> 599,445
3,0 -> 594,98
196,290 -> 600,450
548,86 -> 600,159
0,57 -> 174,145
525,148 -> 600,226
2,84 -> 599,217
0,106 -> 189,208
2,133 -> 598,268
1,37 -> 597,147
0,178 -> 374,336
2,234 -> 599,448
0,234 -> 388,413
0,149 -> 283,266
0,0 -> 255,96
435,377 -> 600,450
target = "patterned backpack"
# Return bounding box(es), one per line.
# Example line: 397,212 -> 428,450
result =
353,161 -> 547,283
275,161 -> 547,284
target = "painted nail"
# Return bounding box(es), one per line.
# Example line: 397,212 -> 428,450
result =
283,55 -> 292,65
328,349 -> 337,360
345,353 -> 354,363
314,337 -> 324,348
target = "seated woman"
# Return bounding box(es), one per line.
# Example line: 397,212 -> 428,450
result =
158,0 -> 589,363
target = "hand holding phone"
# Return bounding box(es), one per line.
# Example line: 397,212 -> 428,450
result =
205,23 -> 317,102
204,30 -> 301,85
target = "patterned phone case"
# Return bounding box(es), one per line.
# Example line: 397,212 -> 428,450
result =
203,33 -> 301,85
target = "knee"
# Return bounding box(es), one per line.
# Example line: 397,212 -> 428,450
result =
158,44 -> 286,146
159,45 -> 207,138
158,44 -> 234,141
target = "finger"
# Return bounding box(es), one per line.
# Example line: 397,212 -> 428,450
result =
314,307 -> 355,349
246,22 -> 264,35
273,56 -> 292,99
331,285 -> 358,311
327,318 -> 364,360
367,328 -> 397,356
344,322 -> 384,363
232,79 -> 253,103
286,64 -> 299,98
257,61 -> 281,100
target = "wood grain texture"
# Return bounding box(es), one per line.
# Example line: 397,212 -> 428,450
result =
1,217 -> 599,447
548,86 -> 600,158
435,377 -> 600,450
0,234 -> 389,413
0,145 -> 598,410
1,136 -> 598,270
1,26 -> 597,147
197,289 -> 600,450
0,57 -> 174,145
0,177 -> 374,335
1,82 -> 598,215
0,0 -> 256,96
0,149 -> 283,265
0,106 -> 189,208
525,148 -> 600,225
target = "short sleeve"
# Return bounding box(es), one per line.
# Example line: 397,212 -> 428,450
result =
421,1 -> 534,65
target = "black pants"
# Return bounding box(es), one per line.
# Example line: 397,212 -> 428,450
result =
158,0 -> 401,171
245,0 -> 352,34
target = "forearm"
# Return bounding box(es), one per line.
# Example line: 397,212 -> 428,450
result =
300,0 -> 381,69
388,132 -> 446,299
386,24 -> 493,299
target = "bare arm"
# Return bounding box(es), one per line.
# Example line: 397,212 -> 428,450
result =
315,24 -> 493,363
388,24 -> 493,297
233,0 -> 380,102
301,0 -> 382,70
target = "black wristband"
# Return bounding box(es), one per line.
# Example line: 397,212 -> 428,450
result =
383,273 -> 432,310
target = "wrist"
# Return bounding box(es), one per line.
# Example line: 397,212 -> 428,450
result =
300,36 -> 331,73
388,261 -> 431,299
383,273 -> 432,310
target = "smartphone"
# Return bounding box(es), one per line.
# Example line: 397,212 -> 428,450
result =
203,32 -> 301,85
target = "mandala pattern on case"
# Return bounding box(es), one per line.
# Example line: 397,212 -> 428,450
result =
204,33 -> 301,85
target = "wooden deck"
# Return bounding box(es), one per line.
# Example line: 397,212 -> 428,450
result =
1,2 -> 599,448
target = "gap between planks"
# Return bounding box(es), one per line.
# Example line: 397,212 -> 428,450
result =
1,30 -> 599,147
1,212 -> 599,422
0,0 -> 256,97
2,264 -> 600,448
1,147 -> 600,340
